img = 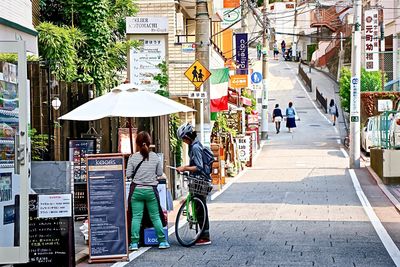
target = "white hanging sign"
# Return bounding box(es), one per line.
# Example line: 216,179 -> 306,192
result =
364,9 -> 379,72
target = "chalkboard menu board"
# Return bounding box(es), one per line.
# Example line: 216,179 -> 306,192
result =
18,194 -> 75,267
87,154 -> 128,263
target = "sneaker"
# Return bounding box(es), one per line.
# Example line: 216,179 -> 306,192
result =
159,241 -> 170,249
129,243 -> 138,251
195,238 -> 211,246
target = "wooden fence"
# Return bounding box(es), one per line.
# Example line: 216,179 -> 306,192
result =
298,63 -> 312,92
27,62 -> 96,160
316,87 -> 328,113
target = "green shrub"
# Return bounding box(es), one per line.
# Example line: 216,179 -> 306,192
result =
339,67 -> 384,112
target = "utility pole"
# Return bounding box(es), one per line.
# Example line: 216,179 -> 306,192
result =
195,0 -> 210,145
241,0 -> 248,33
349,0 -> 362,169
393,0 -> 400,91
261,0 -> 269,140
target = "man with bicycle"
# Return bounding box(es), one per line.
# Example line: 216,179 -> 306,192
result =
176,123 -> 211,246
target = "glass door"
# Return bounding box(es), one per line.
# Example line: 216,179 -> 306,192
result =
0,41 -> 29,264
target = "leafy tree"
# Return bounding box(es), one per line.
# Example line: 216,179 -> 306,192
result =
29,128 -> 49,161
339,67 -> 383,112
36,22 -> 85,82
38,0 -> 138,94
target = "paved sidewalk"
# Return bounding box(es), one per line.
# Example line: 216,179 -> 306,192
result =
298,63 -> 347,142
115,60 -> 398,267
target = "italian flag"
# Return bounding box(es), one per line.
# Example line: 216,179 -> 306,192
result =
210,68 -> 229,112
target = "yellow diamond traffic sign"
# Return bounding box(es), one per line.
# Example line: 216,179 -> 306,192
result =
184,60 -> 211,89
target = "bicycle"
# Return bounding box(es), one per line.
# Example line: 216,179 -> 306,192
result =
169,168 -> 212,247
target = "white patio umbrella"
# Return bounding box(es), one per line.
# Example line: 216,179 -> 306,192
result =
58,85 -> 195,121
58,84 -> 195,153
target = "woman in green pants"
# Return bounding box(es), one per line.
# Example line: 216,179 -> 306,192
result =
126,131 -> 170,250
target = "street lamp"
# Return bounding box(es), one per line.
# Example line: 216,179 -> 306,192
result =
51,97 -> 61,110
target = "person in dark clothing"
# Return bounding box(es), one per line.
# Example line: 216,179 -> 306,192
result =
273,104 -> 283,133
176,123 -> 211,246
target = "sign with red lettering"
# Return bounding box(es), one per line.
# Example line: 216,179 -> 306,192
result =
364,9 -> 379,72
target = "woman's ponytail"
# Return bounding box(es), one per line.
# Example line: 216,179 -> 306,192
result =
136,131 -> 151,160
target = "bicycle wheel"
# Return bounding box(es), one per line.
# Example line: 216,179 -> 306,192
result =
175,196 -> 207,247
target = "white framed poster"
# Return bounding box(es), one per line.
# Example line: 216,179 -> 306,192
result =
129,35 -> 166,92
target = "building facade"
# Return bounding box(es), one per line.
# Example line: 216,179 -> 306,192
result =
0,0 -> 38,55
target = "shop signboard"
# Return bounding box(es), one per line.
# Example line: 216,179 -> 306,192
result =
126,17 -> 168,34
235,33 -> 248,75
67,138 -> 96,183
87,154 -> 128,263
378,99 -> 393,112
236,136 -> 250,162
182,43 -> 195,53
217,8 -> 241,29
224,0 -> 240,8
129,35 -> 166,92
364,9 -> 379,72
230,75 -> 248,89
19,194 -> 75,267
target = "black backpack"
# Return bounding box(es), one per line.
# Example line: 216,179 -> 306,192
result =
201,146 -> 215,175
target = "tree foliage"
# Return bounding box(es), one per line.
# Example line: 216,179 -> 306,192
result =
36,22 -> 85,82
38,0 -> 138,93
339,67 -> 384,113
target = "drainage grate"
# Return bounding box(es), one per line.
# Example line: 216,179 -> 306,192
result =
297,111 -> 307,114
284,68 -> 291,70
268,98 -> 276,101
296,96 -> 306,99
309,124 -> 321,127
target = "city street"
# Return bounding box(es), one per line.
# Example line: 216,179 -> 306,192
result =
113,60 -> 399,267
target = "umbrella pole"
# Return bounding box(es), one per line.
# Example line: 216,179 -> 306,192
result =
127,118 -> 134,154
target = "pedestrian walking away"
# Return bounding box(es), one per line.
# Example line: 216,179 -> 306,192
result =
273,40 -> 279,60
126,131 -> 170,251
281,40 -> 286,58
273,104 -> 283,133
256,41 -> 262,60
176,123 -> 212,246
328,99 -> 339,126
286,102 -> 297,133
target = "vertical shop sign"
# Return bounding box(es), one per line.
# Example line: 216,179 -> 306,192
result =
87,154 -> 128,263
364,9 -> 379,72
129,36 -> 166,92
235,33 -> 248,75
236,136 -> 250,162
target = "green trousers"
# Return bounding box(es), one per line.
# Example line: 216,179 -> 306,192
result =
131,187 -> 166,244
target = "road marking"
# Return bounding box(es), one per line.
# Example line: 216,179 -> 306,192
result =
349,169 -> 400,266
337,139 -> 341,144
340,148 -> 349,158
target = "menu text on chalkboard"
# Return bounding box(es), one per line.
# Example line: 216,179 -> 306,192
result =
18,194 -> 75,267
87,154 -> 128,262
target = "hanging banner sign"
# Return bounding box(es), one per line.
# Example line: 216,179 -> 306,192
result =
235,33 -> 248,75
87,154 -> 128,263
364,9 -> 379,72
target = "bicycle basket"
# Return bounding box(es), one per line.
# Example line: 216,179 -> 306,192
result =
187,177 -> 212,196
